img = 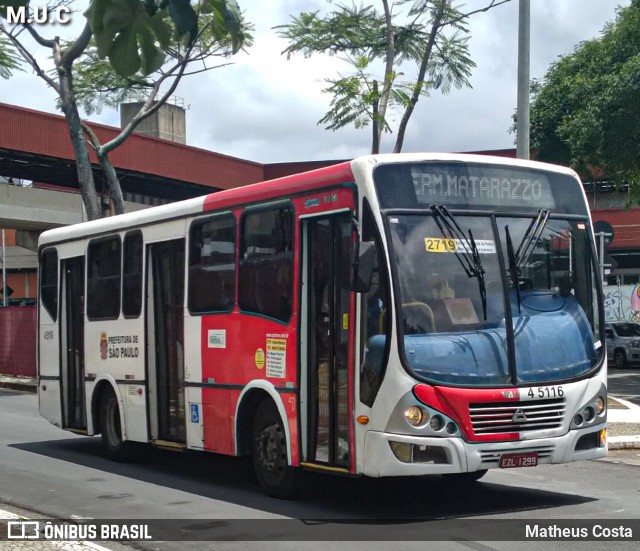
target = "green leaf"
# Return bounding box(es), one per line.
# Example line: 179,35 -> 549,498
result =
84,0 -> 249,78
147,12 -> 171,50
86,0 -> 175,76
220,0 -> 243,52
203,0 -> 247,53
530,2 -> 640,184
139,26 -> 165,74
108,27 -> 141,77
85,0 -> 118,59
167,0 -> 197,44
0,35 -> 22,79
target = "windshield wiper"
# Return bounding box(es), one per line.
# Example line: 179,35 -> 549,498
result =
430,204 -> 487,320
515,208 -> 550,270
505,225 -> 522,314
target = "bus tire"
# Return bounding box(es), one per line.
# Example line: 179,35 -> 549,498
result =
443,470 -> 488,483
614,349 -> 627,369
252,400 -> 299,499
100,389 -> 131,462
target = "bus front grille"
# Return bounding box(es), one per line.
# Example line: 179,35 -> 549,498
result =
469,398 -> 566,434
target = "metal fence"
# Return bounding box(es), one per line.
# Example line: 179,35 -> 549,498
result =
0,305 -> 36,377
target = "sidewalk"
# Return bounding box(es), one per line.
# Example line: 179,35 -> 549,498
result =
1,374 -> 639,449
605,395 -> 640,449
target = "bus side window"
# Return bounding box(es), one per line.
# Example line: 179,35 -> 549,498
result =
188,214 -> 236,313
239,206 -> 293,323
40,248 -> 58,321
87,236 -> 121,320
360,201 -> 390,407
122,231 -> 143,318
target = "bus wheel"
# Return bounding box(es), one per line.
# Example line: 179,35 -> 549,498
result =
252,400 -> 298,499
100,390 -> 131,462
443,470 -> 488,483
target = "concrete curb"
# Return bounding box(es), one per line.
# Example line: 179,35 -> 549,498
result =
608,435 -> 640,450
0,377 -> 37,393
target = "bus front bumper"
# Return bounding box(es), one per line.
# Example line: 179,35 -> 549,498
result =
362,425 -> 607,477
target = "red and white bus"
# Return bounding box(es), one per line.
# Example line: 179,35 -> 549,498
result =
38,153 -> 607,497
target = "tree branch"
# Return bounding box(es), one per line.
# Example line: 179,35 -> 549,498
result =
61,22 -> 92,64
80,121 -> 124,215
1,28 -> 60,93
22,23 -> 55,48
374,0 -> 395,153
98,46 -> 194,155
441,0 -> 512,30
393,0 -> 448,153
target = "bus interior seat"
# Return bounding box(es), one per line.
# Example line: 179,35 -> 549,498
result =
239,253 -> 292,321
401,301 -> 436,334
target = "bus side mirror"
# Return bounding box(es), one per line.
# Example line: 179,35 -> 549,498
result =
351,241 -> 374,293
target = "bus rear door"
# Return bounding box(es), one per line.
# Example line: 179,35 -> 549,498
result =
60,256 -> 86,431
146,239 -> 186,446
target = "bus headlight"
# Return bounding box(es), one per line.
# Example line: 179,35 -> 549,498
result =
404,406 -> 427,427
595,396 -> 606,416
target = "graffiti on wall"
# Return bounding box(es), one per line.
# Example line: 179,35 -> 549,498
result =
604,284 -> 640,322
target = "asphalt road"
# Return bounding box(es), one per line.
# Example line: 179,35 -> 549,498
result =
1,389 -> 639,551
608,366 -> 640,406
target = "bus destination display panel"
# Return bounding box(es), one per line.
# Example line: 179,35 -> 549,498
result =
373,162 -> 587,215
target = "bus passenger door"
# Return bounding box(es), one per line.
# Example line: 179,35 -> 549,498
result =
302,213 -> 353,470
60,256 -> 86,431
146,240 -> 186,445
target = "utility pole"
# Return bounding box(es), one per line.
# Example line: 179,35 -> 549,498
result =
597,231 -> 613,284
516,0 -> 530,160
1,229 -> 6,307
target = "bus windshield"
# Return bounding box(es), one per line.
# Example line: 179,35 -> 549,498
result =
387,212 -> 600,386
376,162 -> 602,387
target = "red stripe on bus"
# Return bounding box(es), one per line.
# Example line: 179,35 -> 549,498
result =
202,162 -> 355,212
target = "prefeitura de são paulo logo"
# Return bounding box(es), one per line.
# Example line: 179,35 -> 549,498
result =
100,332 -> 108,360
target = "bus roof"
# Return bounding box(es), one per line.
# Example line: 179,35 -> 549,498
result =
38,160 -> 354,248
38,153 -> 579,248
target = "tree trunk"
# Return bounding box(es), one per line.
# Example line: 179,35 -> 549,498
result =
372,80 -> 380,154
97,153 -> 125,216
375,0 -> 395,151
55,49 -> 101,220
393,0 -> 448,153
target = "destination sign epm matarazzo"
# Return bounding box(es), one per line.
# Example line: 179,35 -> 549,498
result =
410,167 -> 556,209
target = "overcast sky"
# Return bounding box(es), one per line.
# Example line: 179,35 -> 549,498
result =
0,1 -> 630,164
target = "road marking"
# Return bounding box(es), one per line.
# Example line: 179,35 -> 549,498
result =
609,395 -> 640,409
0,507 -> 113,551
